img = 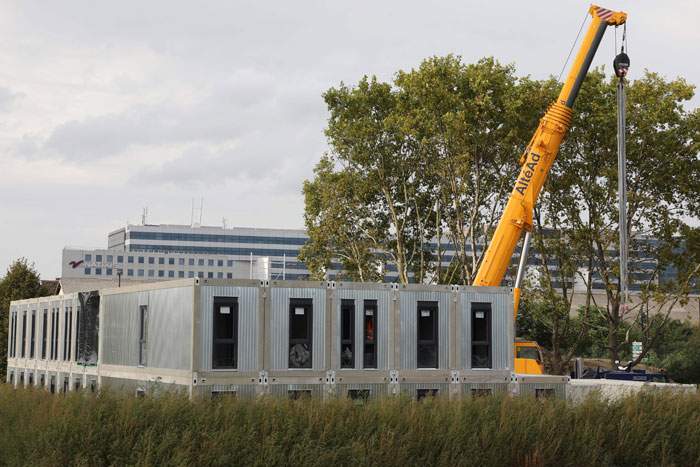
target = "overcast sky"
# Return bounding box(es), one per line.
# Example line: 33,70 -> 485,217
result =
1,0 -> 698,278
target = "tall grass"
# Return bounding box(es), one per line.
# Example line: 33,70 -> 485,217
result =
0,385 -> 699,466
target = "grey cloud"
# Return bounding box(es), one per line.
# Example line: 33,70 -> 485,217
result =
36,68 -> 324,162
0,86 -> 23,111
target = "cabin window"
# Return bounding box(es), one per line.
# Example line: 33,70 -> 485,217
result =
41,309 -> 48,360
289,298 -> 313,369
9,311 -> 16,358
63,306 -> 72,361
471,303 -> 492,369
139,305 -> 149,366
417,301 -> 438,368
340,300 -> 354,369
288,389 -> 312,399
29,311 -> 36,359
20,311 -> 27,358
416,388 -> 439,400
363,300 -> 378,369
348,389 -> 370,401
212,297 -> 238,369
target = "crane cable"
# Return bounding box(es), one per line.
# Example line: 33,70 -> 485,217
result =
557,10 -> 589,83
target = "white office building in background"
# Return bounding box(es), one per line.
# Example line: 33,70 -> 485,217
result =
61,224 -> 311,292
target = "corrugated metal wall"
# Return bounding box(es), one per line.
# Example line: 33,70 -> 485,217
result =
147,287 -> 193,370
398,289 -> 452,370
268,285 -> 327,371
102,286 -> 192,370
199,284 -> 260,371
459,290 -> 513,371
333,287 -> 392,370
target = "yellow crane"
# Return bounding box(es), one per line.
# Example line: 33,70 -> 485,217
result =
473,5 -> 627,374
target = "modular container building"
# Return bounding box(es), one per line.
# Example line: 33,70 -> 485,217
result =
6,279 -> 567,399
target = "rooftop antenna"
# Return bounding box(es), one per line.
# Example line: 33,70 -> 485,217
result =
191,197 -> 204,228
222,217 -> 227,229
141,207 -> 148,225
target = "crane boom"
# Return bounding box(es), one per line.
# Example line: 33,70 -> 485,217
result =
473,5 -> 627,296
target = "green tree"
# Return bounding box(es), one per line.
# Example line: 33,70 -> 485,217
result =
302,56 -> 546,284
0,258 -> 45,380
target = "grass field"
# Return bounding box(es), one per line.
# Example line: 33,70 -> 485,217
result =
0,385 -> 699,467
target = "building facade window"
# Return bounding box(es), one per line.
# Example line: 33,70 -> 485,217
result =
127,269 -> 134,277
178,271 -> 185,278
417,301 -> 438,368
168,258 -> 175,265
217,272 -> 223,279
188,271 -> 195,278
106,255 -> 113,262
212,297 -> 238,369
139,305 -> 148,366
471,303 -> 492,369
117,256 -> 123,263
340,300 -> 354,368
208,259 -> 214,266
106,268 -> 112,275
159,257 -> 165,265
84,268 -> 91,275
207,272 -> 214,278
289,298 -> 313,369
148,257 -> 154,264
217,260 -> 223,267
138,256 -> 144,264
75,307 -> 80,362
96,255 -> 102,262
148,270 -> 155,277
138,269 -> 144,277
227,260 -> 234,267
363,300 -> 378,368
178,258 -> 185,265
168,271 -> 175,278
226,273 -> 233,279
128,256 -> 133,263
95,268 -> 102,275
189,258 -> 195,266
85,254 -> 92,262
198,259 -> 205,266
158,270 -> 164,277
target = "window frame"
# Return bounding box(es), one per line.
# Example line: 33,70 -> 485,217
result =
20,311 -> 27,358
340,299 -> 355,369
212,297 -> 239,370
288,298 -> 313,369
416,301 -> 439,369
363,299 -> 378,369
471,302 -> 492,369
29,310 -> 36,359
41,309 -> 48,360
138,305 -> 148,366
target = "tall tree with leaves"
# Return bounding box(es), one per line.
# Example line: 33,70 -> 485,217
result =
302,56 -> 547,284
0,258 -> 45,380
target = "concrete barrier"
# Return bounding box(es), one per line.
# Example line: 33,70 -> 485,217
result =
567,379 -> 697,403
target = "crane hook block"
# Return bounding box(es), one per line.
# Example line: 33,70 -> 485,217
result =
614,52 -> 630,78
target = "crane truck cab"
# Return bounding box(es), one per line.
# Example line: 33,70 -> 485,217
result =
515,339 -> 545,375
